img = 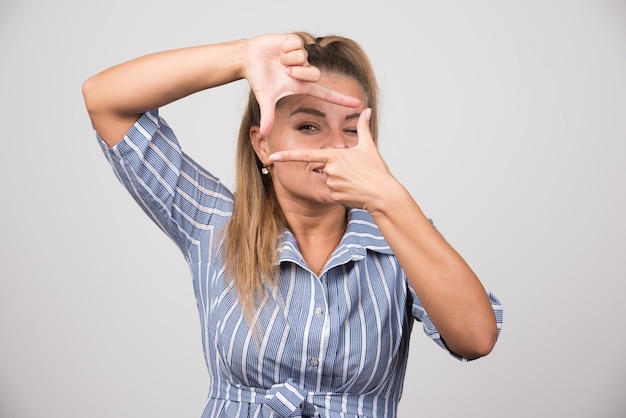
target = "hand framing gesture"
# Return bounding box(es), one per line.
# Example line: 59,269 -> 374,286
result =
244,34 -> 363,136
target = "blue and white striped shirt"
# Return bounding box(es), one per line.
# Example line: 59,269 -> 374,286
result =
97,109 -> 503,418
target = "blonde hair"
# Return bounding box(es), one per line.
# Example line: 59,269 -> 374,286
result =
225,32 -> 379,318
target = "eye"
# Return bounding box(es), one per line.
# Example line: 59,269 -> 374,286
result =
298,123 -> 319,134
344,128 -> 358,136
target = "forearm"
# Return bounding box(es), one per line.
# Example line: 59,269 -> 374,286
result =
82,39 -> 247,145
369,179 -> 498,359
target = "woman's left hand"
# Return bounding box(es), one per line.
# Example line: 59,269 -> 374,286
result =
269,108 -> 397,212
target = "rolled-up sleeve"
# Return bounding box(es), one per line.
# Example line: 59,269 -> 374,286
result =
410,285 -> 503,361
96,109 -> 234,259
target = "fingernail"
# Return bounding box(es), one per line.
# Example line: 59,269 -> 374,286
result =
365,108 -> 372,120
269,153 -> 281,161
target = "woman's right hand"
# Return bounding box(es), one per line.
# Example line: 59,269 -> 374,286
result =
243,34 -> 363,136
83,34 -> 362,146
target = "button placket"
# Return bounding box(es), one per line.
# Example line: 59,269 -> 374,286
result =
305,281 -> 327,375
309,306 -> 324,368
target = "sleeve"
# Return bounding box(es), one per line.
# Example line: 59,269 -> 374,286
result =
96,109 -> 235,259
409,285 -> 503,362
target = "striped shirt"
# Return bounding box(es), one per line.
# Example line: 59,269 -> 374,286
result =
97,109 -> 503,418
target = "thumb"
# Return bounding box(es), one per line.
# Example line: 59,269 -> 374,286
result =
356,108 -> 374,149
258,99 -> 276,136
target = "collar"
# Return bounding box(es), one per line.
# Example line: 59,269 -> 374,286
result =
277,208 -> 392,272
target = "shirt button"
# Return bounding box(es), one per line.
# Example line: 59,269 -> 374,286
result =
310,357 -> 319,366
314,307 -> 323,316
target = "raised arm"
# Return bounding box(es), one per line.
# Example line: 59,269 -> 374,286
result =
270,110 -> 500,360
82,34 -> 362,146
82,40 -> 247,146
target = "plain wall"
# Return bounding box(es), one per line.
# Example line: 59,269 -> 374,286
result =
1,0 -> 625,417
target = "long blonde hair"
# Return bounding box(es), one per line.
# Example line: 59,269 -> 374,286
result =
224,32 -> 379,317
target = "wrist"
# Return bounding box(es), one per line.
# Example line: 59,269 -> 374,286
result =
214,38 -> 248,82
365,177 -> 408,218
233,38 -> 249,81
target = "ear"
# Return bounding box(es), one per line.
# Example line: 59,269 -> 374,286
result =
249,126 -> 271,166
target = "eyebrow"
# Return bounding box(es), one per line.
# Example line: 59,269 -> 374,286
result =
290,107 -> 360,121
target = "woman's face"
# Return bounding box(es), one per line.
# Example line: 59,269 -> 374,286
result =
252,73 -> 368,208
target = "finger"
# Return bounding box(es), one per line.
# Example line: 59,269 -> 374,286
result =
306,83 -> 363,108
281,34 -> 305,53
286,65 -> 321,82
269,148 -> 332,163
280,49 -> 309,68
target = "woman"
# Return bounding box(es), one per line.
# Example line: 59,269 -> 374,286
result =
83,32 -> 502,418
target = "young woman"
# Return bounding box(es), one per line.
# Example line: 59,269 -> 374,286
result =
83,32 -> 502,418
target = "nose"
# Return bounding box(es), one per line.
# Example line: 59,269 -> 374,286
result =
323,130 -> 350,149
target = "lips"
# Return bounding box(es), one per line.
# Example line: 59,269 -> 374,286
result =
312,164 -> 326,174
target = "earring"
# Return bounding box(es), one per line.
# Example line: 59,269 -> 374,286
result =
261,165 -> 269,175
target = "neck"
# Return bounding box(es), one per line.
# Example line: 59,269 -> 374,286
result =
284,204 -> 348,239
282,205 -> 349,276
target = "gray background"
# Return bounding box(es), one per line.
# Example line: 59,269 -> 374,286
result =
2,0 -> 625,417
